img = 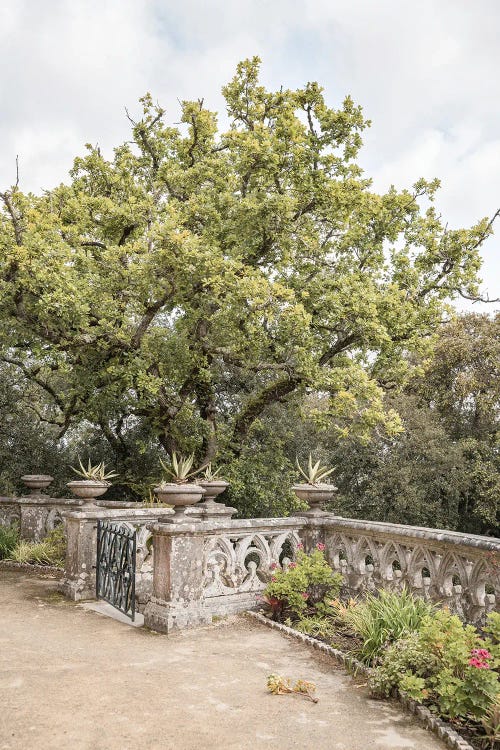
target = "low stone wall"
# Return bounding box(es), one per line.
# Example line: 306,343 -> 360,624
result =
143,512 -> 500,632
0,497 -> 21,529
0,495 -> 145,541
48,497 -> 499,631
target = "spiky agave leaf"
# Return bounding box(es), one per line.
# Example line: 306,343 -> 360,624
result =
160,452 -> 207,483
296,453 -> 335,485
70,458 -> 118,482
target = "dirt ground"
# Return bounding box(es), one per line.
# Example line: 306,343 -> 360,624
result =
0,570 -> 446,750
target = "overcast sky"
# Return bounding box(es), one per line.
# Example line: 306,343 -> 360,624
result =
1,0 -> 499,312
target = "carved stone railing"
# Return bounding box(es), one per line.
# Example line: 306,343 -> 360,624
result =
319,517 -> 500,625
202,519 -> 302,612
144,518 -> 304,632
144,513 -> 499,632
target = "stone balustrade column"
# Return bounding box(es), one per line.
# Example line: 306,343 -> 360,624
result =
144,521 -> 212,633
298,516 -> 327,554
59,511 -> 99,600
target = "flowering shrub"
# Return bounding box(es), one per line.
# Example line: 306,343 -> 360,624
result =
370,609 -> 500,720
263,544 -> 343,620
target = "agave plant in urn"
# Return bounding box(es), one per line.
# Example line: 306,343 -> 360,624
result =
292,454 -> 337,515
154,453 -> 206,521
195,463 -> 234,517
67,459 -> 118,505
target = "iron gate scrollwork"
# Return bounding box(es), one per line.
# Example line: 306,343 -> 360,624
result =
96,520 -> 136,621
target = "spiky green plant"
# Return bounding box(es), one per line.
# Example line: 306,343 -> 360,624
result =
296,454 -> 335,485
201,462 -> 224,481
159,452 -> 207,484
0,524 -> 19,560
71,458 -> 118,483
9,528 -> 66,567
338,587 -> 434,664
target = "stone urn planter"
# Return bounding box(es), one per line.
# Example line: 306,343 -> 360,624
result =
66,480 -> 110,503
196,480 -> 229,508
21,474 -> 54,495
292,483 -> 337,514
153,483 -> 206,521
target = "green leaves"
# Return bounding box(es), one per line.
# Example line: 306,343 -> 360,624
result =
0,58 -> 494,484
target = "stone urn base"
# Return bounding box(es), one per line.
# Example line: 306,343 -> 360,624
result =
67,480 -> 109,507
292,483 -> 337,515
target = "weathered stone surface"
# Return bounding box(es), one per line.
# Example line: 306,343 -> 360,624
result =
144,517 -> 304,631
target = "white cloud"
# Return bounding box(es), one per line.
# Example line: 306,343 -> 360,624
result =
0,0 -> 498,308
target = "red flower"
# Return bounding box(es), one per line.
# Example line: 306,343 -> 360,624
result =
301,592 -> 309,600
288,562 -> 297,569
271,576 -> 277,582
270,562 -> 278,570
316,542 -> 325,551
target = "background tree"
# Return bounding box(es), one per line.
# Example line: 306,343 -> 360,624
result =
0,59 -> 497,518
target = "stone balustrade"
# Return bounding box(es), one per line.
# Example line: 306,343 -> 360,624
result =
0,494 -> 144,541
144,512 -> 499,632
318,516 -> 500,625
3,486 -> 498,630
144,517 -> 303,632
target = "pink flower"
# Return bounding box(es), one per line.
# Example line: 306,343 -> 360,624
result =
270,562 -> 278,570
471,648 -> 492,659
297,543 -> 304,550
469,657 -> 490,669
469,648 -> 492,669
288,562 -> 297,569
301,592 -> 309,600
271,576 -> 277,582
316,542 -> 325,551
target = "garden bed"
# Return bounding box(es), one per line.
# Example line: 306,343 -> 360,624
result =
260,544 -> 499,750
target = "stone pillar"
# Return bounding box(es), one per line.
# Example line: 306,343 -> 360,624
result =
59,511 -> 99,601
298,516 -> 326,554
144,521 -> 212,633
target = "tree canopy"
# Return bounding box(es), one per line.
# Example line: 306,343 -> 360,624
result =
0,58 -> 497,514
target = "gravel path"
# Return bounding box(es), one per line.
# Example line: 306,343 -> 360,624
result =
0,570 -> 445,750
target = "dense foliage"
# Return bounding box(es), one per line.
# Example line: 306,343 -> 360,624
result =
0,59 -> 497,525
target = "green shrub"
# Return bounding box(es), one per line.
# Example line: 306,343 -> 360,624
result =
371,608 -> 500,721
293,615 -> 337,639
263,544 -> 343,620
369,632 -> 431,698
0,524 -> 19,559
420,609 -> 499,720
340,587 -> 434,664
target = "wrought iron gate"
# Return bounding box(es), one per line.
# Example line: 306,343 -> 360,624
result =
96,520 -> 136,621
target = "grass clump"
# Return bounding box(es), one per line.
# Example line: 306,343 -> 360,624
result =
9,526 -> 66,567
0,523 -> 19,559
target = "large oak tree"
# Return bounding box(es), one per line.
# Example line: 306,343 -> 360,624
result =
0,58 -> 496,474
